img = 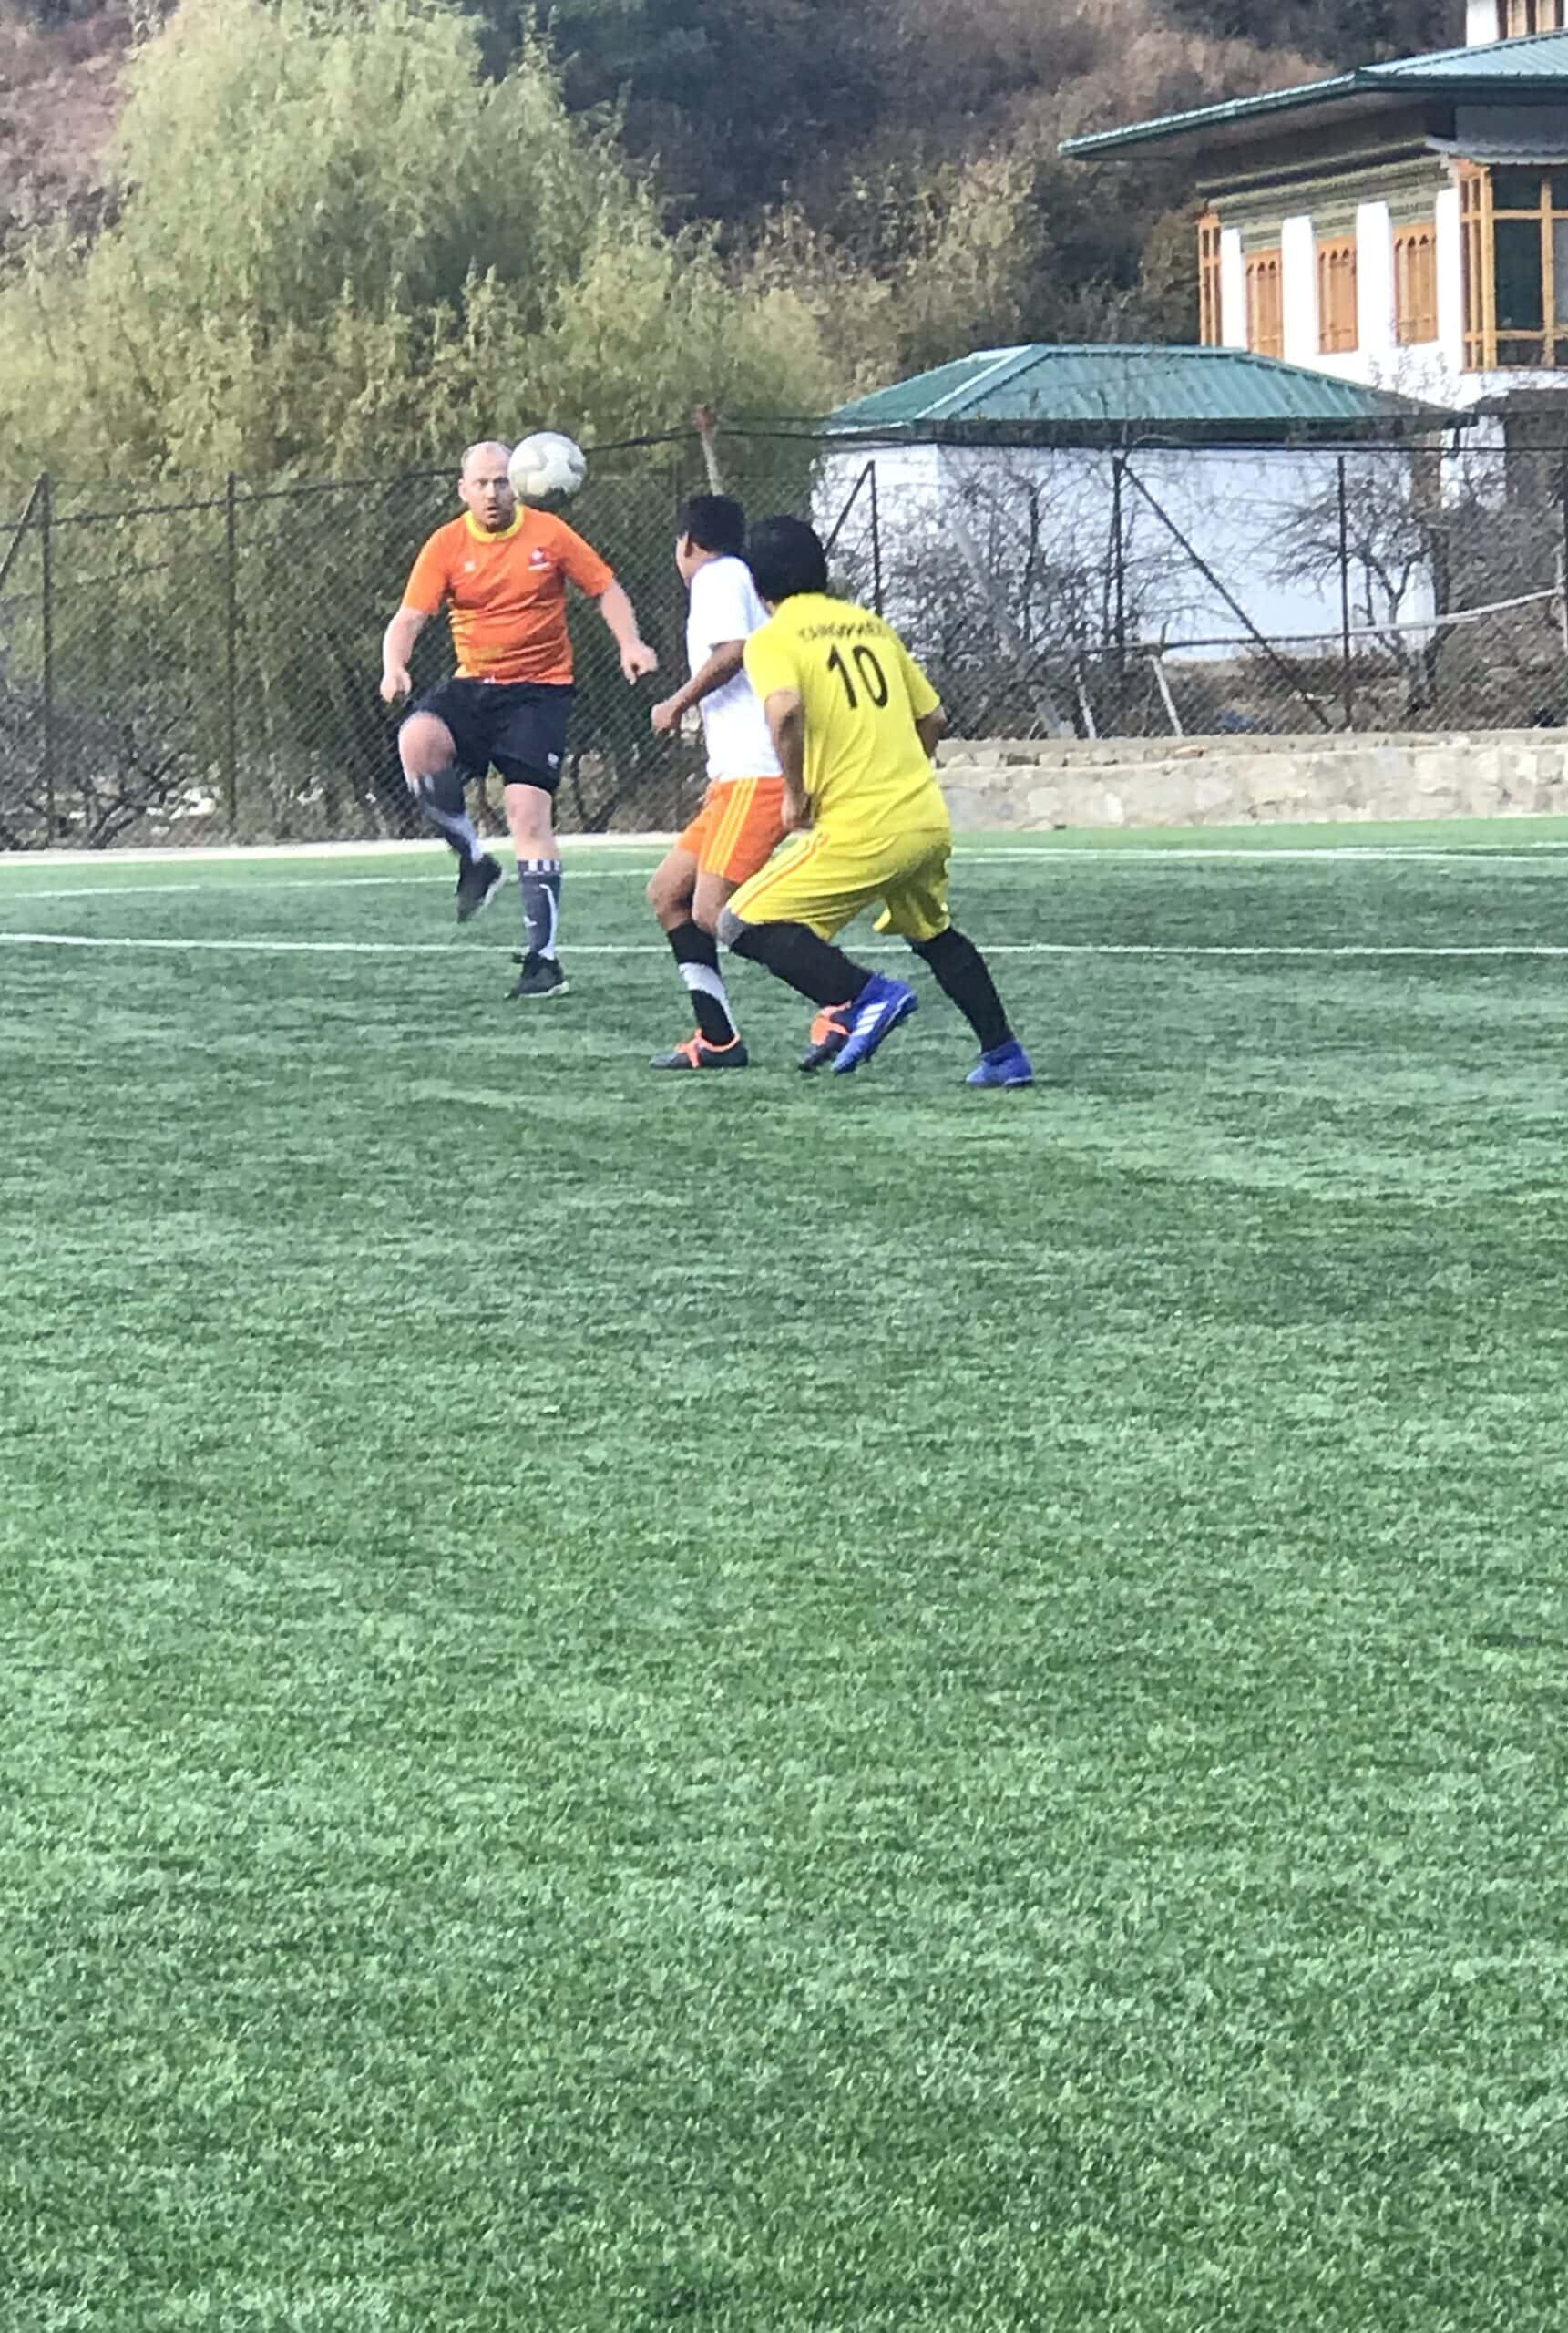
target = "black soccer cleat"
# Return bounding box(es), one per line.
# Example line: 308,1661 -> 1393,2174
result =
456,852 -> 503,924
650,1033 -> 750,1070
507,951 -> 570,1001
799,1001 -> 853,1074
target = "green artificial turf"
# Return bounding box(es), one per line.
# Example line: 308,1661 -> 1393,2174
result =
2,834 -> 1566,2331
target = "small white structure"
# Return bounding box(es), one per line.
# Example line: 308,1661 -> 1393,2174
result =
818,347 -> 1461,718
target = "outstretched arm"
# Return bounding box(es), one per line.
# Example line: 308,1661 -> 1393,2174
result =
597,582 -> 659,684
380,606 -> 430,704
651,641 -> 745,735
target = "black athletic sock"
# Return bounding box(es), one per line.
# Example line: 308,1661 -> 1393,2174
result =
416,768 -> 482,863
728,918 -> 874,1010
518,858 -> 563,960
666,919 -> 739,1046
912,926 -> 1013,1053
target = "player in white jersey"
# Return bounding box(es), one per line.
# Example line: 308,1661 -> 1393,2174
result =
645,496 -> 789,1070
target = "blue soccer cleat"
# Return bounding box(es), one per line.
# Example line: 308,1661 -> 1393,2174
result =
831,975 -> 919,1074
966,1039 -> 1035,1089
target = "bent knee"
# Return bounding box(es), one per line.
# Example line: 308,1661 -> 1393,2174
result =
398,711 -> 454,775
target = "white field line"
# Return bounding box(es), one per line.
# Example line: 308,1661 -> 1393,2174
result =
5,827 -> 1568,871
5,931 -> 1568,961
1,835 -> 674,868
5,848 -> 1568,905
0,873 -> 652,900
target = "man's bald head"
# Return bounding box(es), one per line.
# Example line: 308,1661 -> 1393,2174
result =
457,439 -> 517,532
461,439 -> 512,480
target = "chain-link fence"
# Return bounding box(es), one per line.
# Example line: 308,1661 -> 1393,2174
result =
3,427 -> 1567,848
818,434 -> 1568,748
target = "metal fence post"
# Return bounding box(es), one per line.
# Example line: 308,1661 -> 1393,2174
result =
869,461 -> 884,618
40,472 -> 55,846
1337,455 -> 1355,732
1559,448 -> 1568,664
0,473 -> 46,600
1120,460 -> 1334,732
1111,453 -> 1128,734
224,471 -> 240,837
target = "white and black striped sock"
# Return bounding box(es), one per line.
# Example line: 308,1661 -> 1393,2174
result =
518,858 -> 563,960
667,918 -> 738,1045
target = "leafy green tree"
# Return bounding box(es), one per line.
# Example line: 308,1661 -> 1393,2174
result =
0,0 -> 835,843
0,0 -> 835,478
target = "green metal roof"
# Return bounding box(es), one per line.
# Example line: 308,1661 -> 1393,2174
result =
1061,31 -> 1568,159
826,345 -> 1465,446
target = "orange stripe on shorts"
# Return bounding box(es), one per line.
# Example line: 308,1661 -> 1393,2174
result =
708,779 -> 755,872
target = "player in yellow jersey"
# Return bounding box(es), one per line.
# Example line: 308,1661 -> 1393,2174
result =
717,516 -> 1033,1085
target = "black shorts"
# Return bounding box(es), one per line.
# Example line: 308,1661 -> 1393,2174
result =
415,678 -> 574,794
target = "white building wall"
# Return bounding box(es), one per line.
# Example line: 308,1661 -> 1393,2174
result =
812,440 -> 1436,684
1465,0 -> 1501,41
1219,230 -> 1248,350
1356,201 -> 1396,365
1280,214 -> 1319,365
1295,172 -> 1561,414
1434,183 -> 1465,382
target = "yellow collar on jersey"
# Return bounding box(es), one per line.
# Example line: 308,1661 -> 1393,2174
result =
462,509 -> 525,543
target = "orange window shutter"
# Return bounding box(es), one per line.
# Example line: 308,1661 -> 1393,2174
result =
1393,225 -> 1439,347
1246,250 -> 1283,359
1317,238 -> 1358,355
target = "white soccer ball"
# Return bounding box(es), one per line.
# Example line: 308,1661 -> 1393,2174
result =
508,431 -> 588,503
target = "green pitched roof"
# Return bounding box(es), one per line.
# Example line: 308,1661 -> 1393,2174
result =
1061,31 -> 1568,159
827,346 -> 1464,447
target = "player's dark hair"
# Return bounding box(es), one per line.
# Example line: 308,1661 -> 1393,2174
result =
745,515 -> 829,604
678,495 -> 746,557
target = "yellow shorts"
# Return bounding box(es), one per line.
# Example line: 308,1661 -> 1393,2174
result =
728,822 -> 952,944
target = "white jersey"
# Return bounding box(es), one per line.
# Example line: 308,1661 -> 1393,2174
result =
686,556 -> 782,781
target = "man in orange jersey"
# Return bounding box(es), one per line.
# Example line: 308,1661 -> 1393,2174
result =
380,440 -> 658,1000
644,494 -> 786,1070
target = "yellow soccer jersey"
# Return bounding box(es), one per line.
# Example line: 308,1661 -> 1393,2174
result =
743,593 -> 948,835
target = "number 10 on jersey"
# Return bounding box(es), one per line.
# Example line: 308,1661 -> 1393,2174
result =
826,643 -> 890,710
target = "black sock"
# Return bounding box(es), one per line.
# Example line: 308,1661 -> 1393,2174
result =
728,918 -> 873,1010
912,927 -> 1013,1053
667,919 -> 739,1046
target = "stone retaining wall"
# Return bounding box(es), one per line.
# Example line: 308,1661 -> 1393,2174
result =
936,731 -> 1568,830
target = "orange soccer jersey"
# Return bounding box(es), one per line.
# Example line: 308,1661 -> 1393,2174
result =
402,509 -> 615,686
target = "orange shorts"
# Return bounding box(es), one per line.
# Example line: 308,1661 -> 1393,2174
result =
677,776 -> 788,887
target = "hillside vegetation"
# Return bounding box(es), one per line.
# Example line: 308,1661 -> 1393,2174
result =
0,0 -> 1458,473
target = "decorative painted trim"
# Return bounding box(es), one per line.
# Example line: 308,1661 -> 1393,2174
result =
1217,155 -> 1449,237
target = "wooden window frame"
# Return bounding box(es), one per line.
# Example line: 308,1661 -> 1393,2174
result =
1393,222 -> 1439,347
1317,235 -> 1358,355
1500,1 -> 1565,36
1461,165 -> 1494,368
1245,247 -> 1284,360
1198,213 -> 1223,346
1461,164 -> 1568,371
